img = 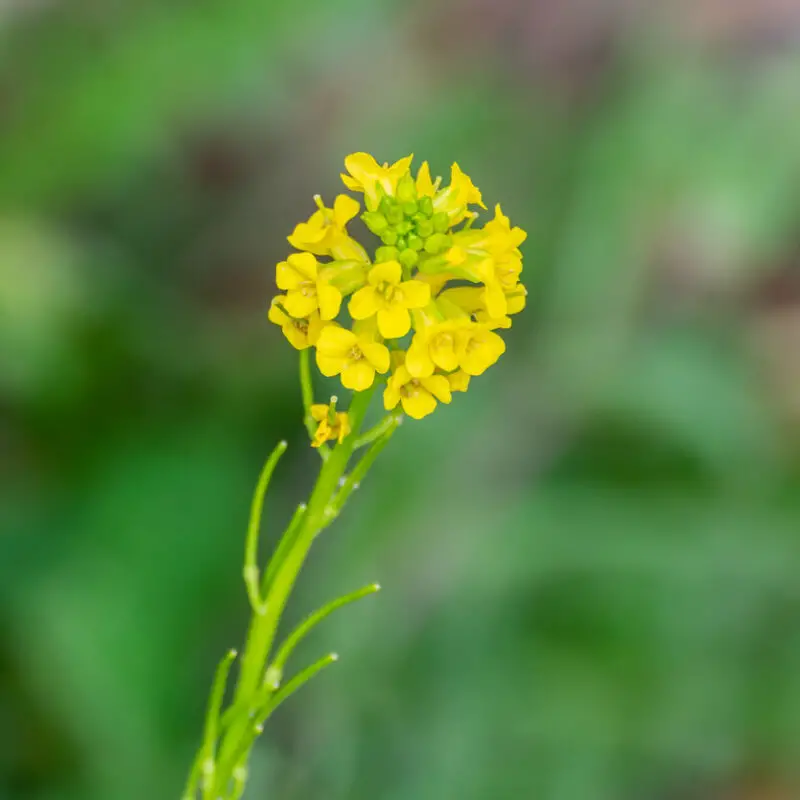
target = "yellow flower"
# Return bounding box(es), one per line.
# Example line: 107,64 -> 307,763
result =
405,320 -> 461,378
315,325 -> 390,391
268,298 -> 324,349
348,261 -> 430,339
310,403 -> 351,447
433,163 -> 486,224
276,252 -> 342,320
288,194 -> 368,262
341,153 -> 414,208
447,370 -> 471,392
458,324 -> 506,376
383,364 -> 452,419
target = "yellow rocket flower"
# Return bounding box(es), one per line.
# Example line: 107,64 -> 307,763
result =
288,194 -> 368,262
310,403 -> 351,447
315,325 -> 390,391
268,152 -> 526,422
348,261 -> 430,339
383,364 -> 452,420
405,320 -> 461,378
268,298 -> 324,349
276,252 -> 342,320
458,324 -> 506,376
341,153 -> 415,208
433,163 -> 486,224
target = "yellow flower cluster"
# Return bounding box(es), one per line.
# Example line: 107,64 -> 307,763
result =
269,153 -> 526,420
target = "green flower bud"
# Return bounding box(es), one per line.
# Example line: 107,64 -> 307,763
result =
381,229 -> 398,246
379,197 -> 394,216
395,235 -> 407,251
424,233 -> 451,255
418,196 -> 434,217
401,200 -> 418,217
362,211 -> 388,234
395,174 -> 417,204
375,246 -> 400,262
407,233 -> 424,252
395,219 -> 413,235
415,218 -> 433,238
432,212 -> 450,233
385,205 -> 404,226
398,248 -> 419,270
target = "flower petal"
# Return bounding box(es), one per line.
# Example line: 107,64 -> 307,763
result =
341,360 -> 375,391
398,279 -> 430,309
310,404 -> 329,421
333,194 -> 360,227
316,325 -> 357,355
360,341 -> 390,374
282,291 -> 317,319
383,384 -> 400,410
276,261 -> 304,291
317,282 -> 342,320
405,338 -> 435,378
288,252 -> 318,279
368,260 -> 402,288
416,161 -> 435,197
349,287 -> 380,320
422,374 -> 452,404
401,390 -> 437,420
316,353 -> 344,377
377,305 -> 411,339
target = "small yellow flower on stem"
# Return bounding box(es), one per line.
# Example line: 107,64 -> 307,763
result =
288,195 -> 368,262
405,321 -> 461,378
383,365 -> 452,419
341,153 -> 414,208
310,402 -> 351,447
458,324 -> 506,375
315,325 -> 390,391
348,261 -> 430,339
268,298 -> 324,349
276,252 -> 342,320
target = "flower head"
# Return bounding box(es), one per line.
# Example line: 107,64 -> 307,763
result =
269,152 -> 526,418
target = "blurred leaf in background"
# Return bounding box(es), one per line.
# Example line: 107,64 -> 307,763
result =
2,1 -> 800,799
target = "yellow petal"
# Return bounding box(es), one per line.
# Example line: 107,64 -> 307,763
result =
377,304 -> 411,339
383,384 -> 401,410
421,374 -> 452,404
333,194 -> 360,227
317,282 -> 342,320
344,152 -> 382,188
341,172 -> 360,191
416,161 -> 435,197
316,353 -> 345,377
405,337 -> 435,378
267,298 -> 289,326
288,252 -> 318,279
447,370 -> 471,392
368,260 -> 402,287
482,282 -> 507,319
276,260 -> 304,291
310,404 -> 329,421
316,325 -> 357,355
401,390 -> 437,420
287,221 -> 327,253
349,286 -> 380,320
282,322 -> 310,350
282,291 -> 317,319
360,341 -> 390,373
398,279 -> 430,309
341,360 -> 375,391
430,331 -> 459,372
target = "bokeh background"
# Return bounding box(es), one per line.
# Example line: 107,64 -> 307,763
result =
3,1 -> 800,798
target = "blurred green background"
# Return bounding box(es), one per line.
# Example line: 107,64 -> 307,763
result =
3,1 -> 800,798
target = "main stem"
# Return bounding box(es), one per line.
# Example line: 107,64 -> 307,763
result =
213,386 -> 376,792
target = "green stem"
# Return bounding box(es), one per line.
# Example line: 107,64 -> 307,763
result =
211,386 -> 376,795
